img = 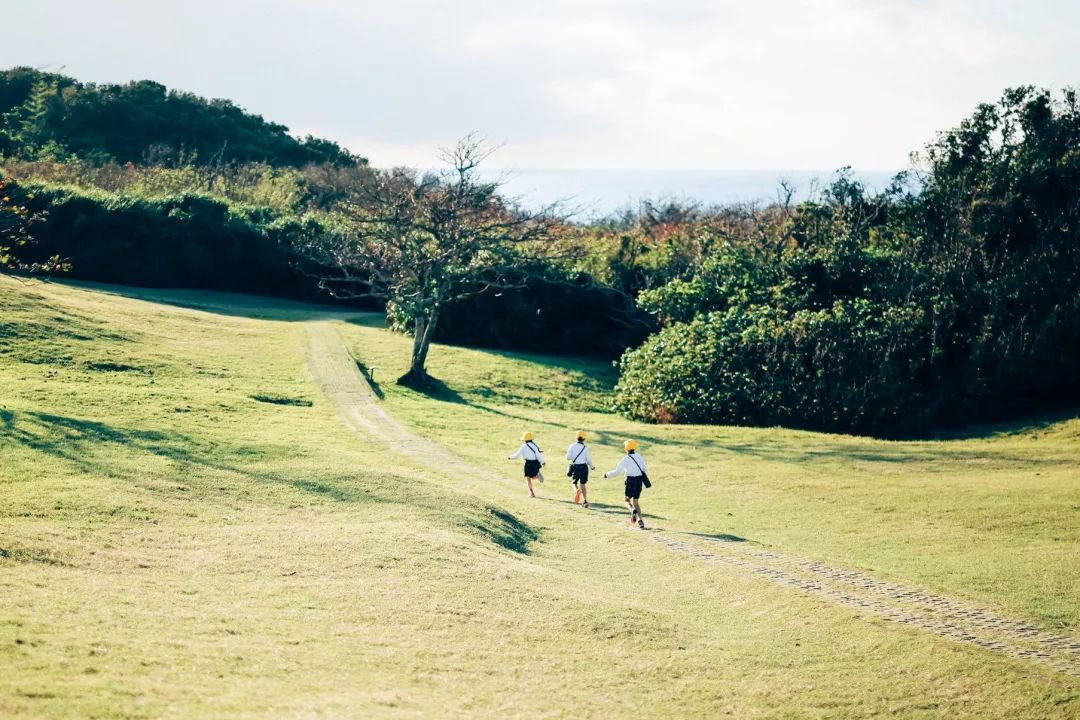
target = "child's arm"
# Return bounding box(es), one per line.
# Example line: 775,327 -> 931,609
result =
604,456 -> 626,479
508,444 -> 525,460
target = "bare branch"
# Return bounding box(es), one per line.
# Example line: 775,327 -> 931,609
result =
292,135 -> 572,383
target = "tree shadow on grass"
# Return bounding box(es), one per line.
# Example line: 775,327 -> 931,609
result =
684,531 -> 754,544
0,408 -> 542,553
918,408 -> 1080,441
574,423 -> 1076,469
345,315 -> 389,329
290,479 -> 360,503
354,359 -> 384,399
547,498 -> 669,521
400,375 -> 466,404
55,280 -> 380,323
400,377 -> 563,428
0,408 -> 360,504
450,401 -> 545,425
715,440 -> 1075,468
476,506 -> 539,554
0,409 -> 198,473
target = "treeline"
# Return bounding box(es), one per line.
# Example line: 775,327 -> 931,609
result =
3,68 -> 1078,433
2,166 -> 658,354
0,67 -> 656,354
0,67 -> 362,167
420,208 -> 712,356
615,87 -> 1080,435
0,66 -> 363,301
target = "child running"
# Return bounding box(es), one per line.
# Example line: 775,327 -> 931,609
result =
508,432 -> 545,497
604,439 -> 649,528
565,431 -> 596,508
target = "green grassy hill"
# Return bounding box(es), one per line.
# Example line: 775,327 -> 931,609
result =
344,322 -> 1080,631
2,278 -> 1078,718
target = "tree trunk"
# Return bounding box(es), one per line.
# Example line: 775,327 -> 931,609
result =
398,307 -> 439,386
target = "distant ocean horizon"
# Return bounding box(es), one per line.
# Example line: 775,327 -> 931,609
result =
484,168 -> 902,218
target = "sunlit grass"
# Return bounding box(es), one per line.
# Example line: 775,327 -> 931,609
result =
343,315 -> 1080,631
1,278 -> 1077,718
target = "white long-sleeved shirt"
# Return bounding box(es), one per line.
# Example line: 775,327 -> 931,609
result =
509,442 -> 545,464
604,452 -> 647,478
565,442 -> 595,469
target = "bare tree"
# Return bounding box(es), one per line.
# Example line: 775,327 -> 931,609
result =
298,136 -> 562,386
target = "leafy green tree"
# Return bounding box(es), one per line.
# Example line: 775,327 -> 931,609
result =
0,67 -> 366,168
1,77 -> 67,158
615,87 -> 1080,435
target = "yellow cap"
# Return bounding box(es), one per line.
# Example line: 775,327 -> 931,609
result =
575,430 -> 587,441
520,432 -> 534,442
623,439 -> 637,452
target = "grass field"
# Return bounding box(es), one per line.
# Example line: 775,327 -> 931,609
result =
2,278 -> 1079,718
342,314 -> 1080,632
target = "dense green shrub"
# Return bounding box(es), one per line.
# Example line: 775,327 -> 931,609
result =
422,271 -> 654,358
616,87 -> 1080,435
14,180 -> 351,301
616,297 -> 938,432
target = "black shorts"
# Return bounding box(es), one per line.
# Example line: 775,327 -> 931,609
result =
570,464 -> 589,484
624,476 -> 643,499
524,459 -> 542,477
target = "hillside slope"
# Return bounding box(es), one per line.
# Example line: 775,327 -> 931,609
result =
0,67 -> 361,166
1,279 -> 1077,718
344,319 -> 1080,632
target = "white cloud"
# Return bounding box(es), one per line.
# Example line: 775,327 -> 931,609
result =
3,0 -> 1079,170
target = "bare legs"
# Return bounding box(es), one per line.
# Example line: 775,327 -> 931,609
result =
571,478 -> 589,507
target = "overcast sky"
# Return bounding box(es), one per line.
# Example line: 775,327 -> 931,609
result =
3,1 -> 1079,171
